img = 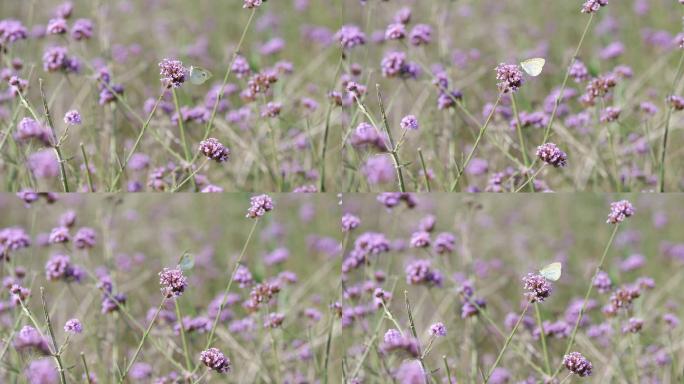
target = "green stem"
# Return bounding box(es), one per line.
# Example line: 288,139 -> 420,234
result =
450,93 -> 503,191
81,353 -> 93,384
110,92 -> 164,190
40,288 -> 67,384
535,302 -> 551,374
80,143 -> 95,192
175,300 -> 193,371
541,13 -> 594,145
484,301 -> 531,382
199,218 -> 259,369
118,299 -> 166,383
418,148 -> 431,192
551,224 -> 620,380
658,50 -> 684,192
39,79 -> 70,192
190,9 -> 257,166
376,85 -> 406,192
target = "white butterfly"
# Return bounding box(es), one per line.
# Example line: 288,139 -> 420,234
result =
189,66 -> 213,85
539,262 -> 562,281
520,58 -> 546,77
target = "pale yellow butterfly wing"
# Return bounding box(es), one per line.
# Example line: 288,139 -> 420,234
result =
520,58 -> 546,77
189,66 -> 213,85
539,262 -> 562,281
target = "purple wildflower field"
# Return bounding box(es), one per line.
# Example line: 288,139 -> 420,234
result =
2,0 -> 684,383
341,194 -> 684,383
1,0 -> 684,192
0,194 -> 343,383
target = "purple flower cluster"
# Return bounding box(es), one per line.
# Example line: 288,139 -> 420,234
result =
341,213 -> 361,232
581,0 -> 608,13
563,352 -> 593,376
199,348 -> 231,373
64,318 -> 83,334
522,273 -> 552,302
536,143 -> 568,168
405,259 -> 443,287
246,194 -> 274,218
159,58 -> 187,88
199,138 -> 230,163
607,200 -> 635,224
495,63 -> 524,93
380,329 -> 420,357
159,266 -> 188,298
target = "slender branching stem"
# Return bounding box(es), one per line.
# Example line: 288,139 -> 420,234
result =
551,224 -> 620,380
484,301 -> 531,382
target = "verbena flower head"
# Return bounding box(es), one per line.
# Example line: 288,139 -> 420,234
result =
409,231 -> 431,248
159,266 -> 188,298
64,318 -> 82,334
46,18 -> 68,35
0,19 -> 29,47
522,273 -> 552,302
71,19 -> 93,40
199,138 -> 230,163
607,200 -> 635,224
341,213 -> 361,232
429,322 -> 447,337
495,63 -> 524,93
159,58 -> 187,88
434,232 -> 456,254
200,348 -> 231,373
246,194 -> 274,218
405,259 -> 442,287
581,0 -> 608,13
243,0 -> 263,8
335,25 -> 366,49
622,317 -> 644,334
64,110 -> 82,125
380,329 -> 420,357
410,24 -> 432,46
400,115 -> 419,131
563,352 -> 593,377
49,226 -> 70,244
536,143 -> 568,168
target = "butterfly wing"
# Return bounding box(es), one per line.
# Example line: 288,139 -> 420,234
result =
539,262 -> 561,281
520,58 -> 546,77
189,66 -> 213,85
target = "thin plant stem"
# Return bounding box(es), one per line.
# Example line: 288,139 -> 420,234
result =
190,8 -> 257,166
200,218 -> 259,368
110,92 -> 164,190
175,300 -> 193,371
484,301 -> 531,382
171,88 -> 195,190
551,224 -> 620,380
535,302 -> 551,374
322,307 -> 335,384
320,55 -> 343,192
510,94 -> 529,167
80,143 -> 95,192
443,355 -> 454,384
418,148 -> 431,192
514,165 -> 545,192
405,291 -> 431,384
658,49 -> 684,192
450,93 -> 503,191
377,85 -> 406,192
540,13 -> 594,145
81,353 -> 93,384
172,158 -> 210,192
118,298 -> 167,383
39,79 -> 70,192
39,288 -> 67,384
